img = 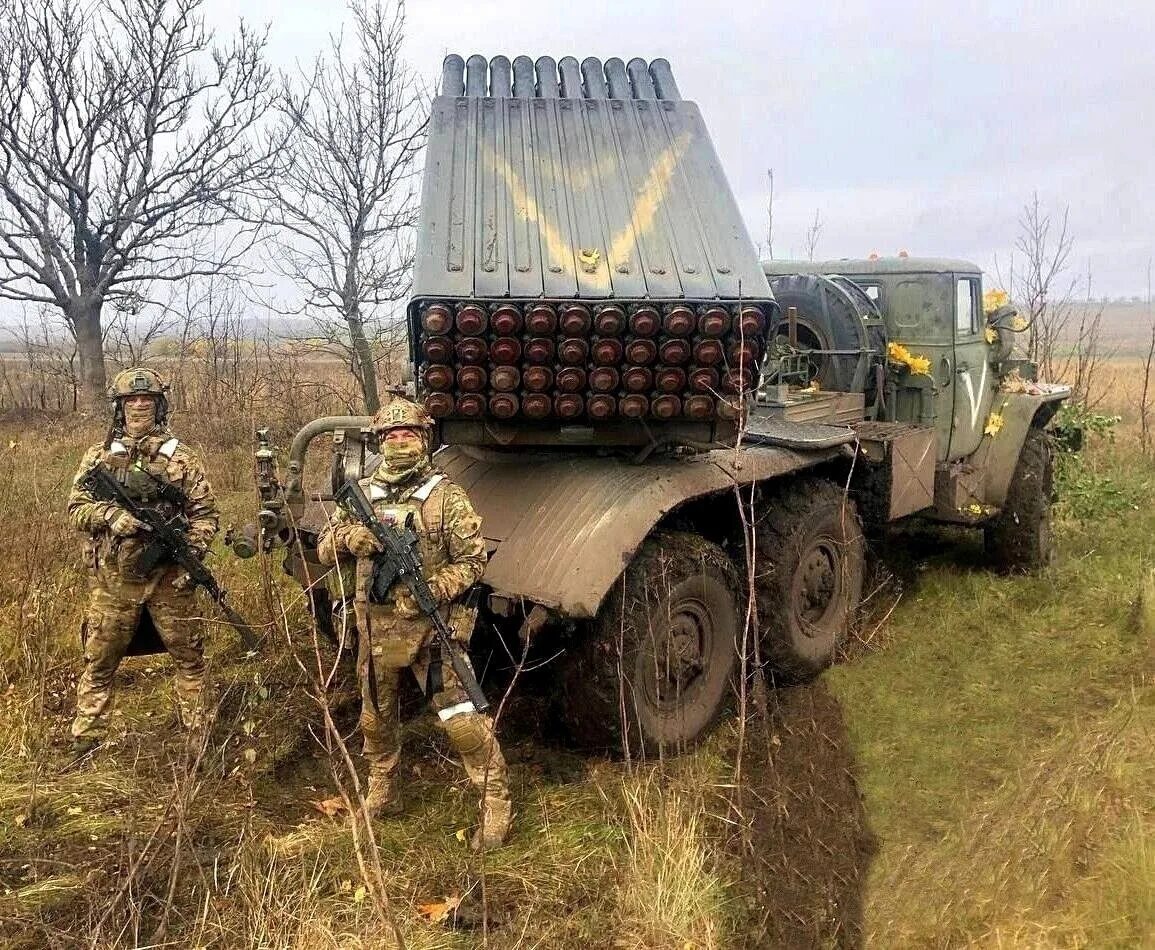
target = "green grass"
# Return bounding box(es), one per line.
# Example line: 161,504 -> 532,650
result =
830,442 -> 1155,946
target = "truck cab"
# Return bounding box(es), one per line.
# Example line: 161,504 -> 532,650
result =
765,257 -> 999,460
762,256 -> 1067,527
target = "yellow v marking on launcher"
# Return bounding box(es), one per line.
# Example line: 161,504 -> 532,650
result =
482,127 -> 693,278
487,146 -> 575,272
609,130 -> 692,269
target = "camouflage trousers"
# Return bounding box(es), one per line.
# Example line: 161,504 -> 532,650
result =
356,603 -> 509,807
71,565 -> 207,740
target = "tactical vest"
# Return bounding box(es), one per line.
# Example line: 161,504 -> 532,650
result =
353,471 -> 450,603
351,470 -> 480,661
92,434 -> 187,577
104,435 -> 185,515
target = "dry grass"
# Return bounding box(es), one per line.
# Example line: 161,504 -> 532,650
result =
0,356 -> 1151,947
612,773 -> 731,949
867,687 -> 1153,946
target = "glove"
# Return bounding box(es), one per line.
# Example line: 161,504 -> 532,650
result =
108,508 -> 147,538
393,588 -> 422,619
345,525 -> 382,558
425,575 -> 451,605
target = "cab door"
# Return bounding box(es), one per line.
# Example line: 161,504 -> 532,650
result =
948,275 -> 995,459
885,274 -> 955,460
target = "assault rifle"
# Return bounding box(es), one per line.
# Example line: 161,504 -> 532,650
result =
333,478 -> 490,714
80,464 -> 261,653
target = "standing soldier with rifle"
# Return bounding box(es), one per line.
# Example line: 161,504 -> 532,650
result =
316,398 -> 513,851
66,367 -> 222,757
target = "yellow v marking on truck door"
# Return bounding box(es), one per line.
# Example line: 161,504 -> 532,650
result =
961,360 -> 989,429
483,130 -> 693,277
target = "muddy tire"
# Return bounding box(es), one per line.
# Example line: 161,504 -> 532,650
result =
559,531 -> 740,756
985,427 -> 1055,572
755,480 -> 865,682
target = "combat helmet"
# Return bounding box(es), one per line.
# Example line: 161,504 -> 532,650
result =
108,366 -> 170,428
371,397 -> 434,433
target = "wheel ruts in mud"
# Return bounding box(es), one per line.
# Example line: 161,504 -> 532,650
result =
767,274 -> 884,394
558,531 -> 740,756
984,427 -> 1055,572
754,479 -> 865,682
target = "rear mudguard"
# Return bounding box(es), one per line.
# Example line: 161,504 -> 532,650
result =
436,443 -> 841,618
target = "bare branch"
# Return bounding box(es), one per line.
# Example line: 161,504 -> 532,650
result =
0,0 -> 281,408
261,0 -> 426,412
804,207 -> 822,263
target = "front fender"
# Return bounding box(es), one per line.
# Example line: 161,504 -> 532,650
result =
971,385 -> 1070,507
436,444 -> 839,618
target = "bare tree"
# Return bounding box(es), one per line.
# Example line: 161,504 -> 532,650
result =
0,0 -> 279,411
995,192 -> 1076,378
1065,262 -> 1114,407
103,296 -> 177,367
3,308 -> 80,411
764,168 -> 775,260
804,208 -> 823,262
267,0 -> 426,413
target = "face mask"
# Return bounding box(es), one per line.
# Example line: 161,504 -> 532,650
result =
123,399 -> 157,436
378,432 -> 428,483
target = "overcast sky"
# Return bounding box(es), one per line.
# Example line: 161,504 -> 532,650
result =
210,0 -> 1154,297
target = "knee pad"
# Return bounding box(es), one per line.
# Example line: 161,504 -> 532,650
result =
440,711 -> 493,758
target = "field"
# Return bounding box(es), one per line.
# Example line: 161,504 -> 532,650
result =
0,371 -> 1151,948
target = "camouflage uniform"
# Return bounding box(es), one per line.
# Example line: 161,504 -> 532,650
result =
68,368 -> 219,744
316,399 -> 512,849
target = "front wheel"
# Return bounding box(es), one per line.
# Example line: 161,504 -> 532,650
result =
985,427 -> 1055,572
558,531 -> 740,756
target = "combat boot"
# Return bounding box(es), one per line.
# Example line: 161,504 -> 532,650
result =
68,735 -> 100,759
470,792 -> 513,851
363,773 -> 403,819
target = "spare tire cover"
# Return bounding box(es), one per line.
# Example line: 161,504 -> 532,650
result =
768,274 -> 883,394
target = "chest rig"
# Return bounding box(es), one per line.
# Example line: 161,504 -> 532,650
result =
359,473 -> 446,604
103,435 -> 185,515
97,435 -> 191,579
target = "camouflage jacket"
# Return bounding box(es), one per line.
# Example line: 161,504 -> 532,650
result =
316,463 -> 486,610
68,430 -> 219,576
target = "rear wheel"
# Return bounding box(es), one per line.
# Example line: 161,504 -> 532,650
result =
985,428 -> 1055,572
559,531 -> 740,756
755,480 -> 865,682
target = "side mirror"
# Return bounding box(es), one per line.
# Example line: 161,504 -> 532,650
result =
988,304 -> 1029,333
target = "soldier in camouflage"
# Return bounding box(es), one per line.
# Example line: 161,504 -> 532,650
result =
67,367 -> 219,756
316,398 -> 512,850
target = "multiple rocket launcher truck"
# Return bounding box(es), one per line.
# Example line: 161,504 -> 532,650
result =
234,54 -> 1070,753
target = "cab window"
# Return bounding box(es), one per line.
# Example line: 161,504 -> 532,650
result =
891,279 -> 940,333
955,277 -> 979,335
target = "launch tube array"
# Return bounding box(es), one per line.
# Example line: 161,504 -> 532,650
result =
416,299 -> 768,423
